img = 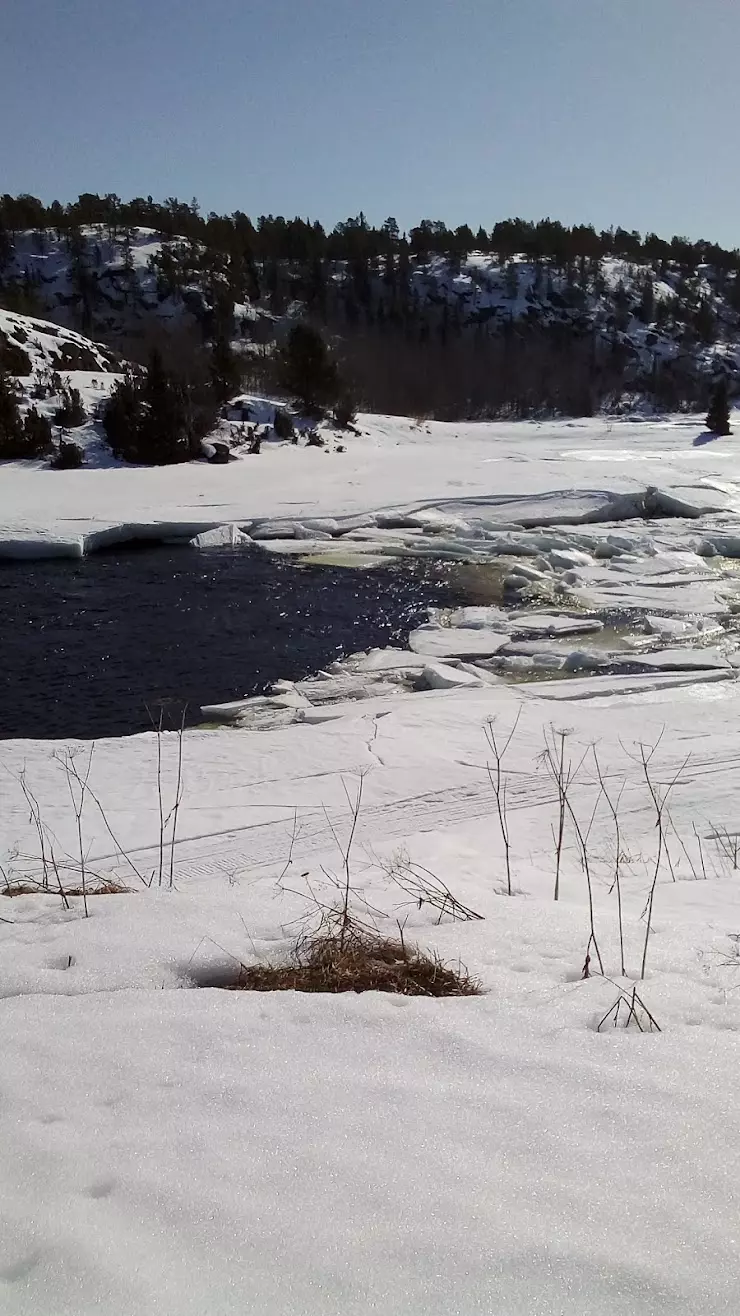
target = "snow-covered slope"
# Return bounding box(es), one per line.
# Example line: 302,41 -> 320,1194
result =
0,308 -> 123,467
3,227 -> 184,335
5,225 -> 740,397
411,250 -> 740,383
0,306 -> 119,376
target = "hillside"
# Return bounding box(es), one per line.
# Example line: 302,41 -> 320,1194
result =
3,196 -> 740,417
0,308 -> 123,466
0,306 -> 119,376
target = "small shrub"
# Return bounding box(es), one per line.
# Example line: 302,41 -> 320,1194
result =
706,377 -> 731,436
333,393 -> 358,428
306,427 -> 324,448
52,439 -> 84,469
273,406 -> 294,440
30,370 -> 49,400
54,385 -> 86,427
23,407 -> 54,456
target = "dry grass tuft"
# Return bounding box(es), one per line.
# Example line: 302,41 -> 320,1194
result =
2,877 -> 132,898
227,929 -> 482,997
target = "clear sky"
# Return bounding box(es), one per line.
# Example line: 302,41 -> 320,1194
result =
2,0 -> 738,246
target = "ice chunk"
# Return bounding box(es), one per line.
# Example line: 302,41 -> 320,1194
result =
697,535 -> 740,558
548,547 -> 593,570
294,675 -> 395,704
293,524 -> 333,541
644,615 -> 701,639
333,513 -> 378,534
509,614 -> 604,638
409,625 -> 510,659
250,519 -> 300,540
350,648 -> 430,673
444,606 -> 510,630
300,518 -> 341,535
190,524 -> 250,549
628,648 -> 731,671
421,661 -> 485,689
562,650 -> 608,672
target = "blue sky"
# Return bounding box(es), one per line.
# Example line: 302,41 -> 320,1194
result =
2,0 -> 739,245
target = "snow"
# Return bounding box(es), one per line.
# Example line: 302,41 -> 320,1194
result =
8,372 -> 740,1309
4,680 -> 740,1311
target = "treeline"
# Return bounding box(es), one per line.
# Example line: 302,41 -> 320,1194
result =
1,191 -> 737,423
2,191 -> 739,273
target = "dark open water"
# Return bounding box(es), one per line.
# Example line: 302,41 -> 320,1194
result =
0,548 -> 455,739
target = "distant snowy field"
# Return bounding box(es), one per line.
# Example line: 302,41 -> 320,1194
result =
4,328 -> 740,1309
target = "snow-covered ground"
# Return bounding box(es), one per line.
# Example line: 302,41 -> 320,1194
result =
3,679 -> 740,1313
5,395 -> 740,1312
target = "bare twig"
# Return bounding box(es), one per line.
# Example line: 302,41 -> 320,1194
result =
592,746 -> 626,977
58,746 -> 95,917
166,709 -> 186,890
632,739 -> 690,981
380,846 -> 484,923
484,709 -> 522,896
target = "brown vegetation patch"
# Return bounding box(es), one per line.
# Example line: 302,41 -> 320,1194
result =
2,878 -> 132,898
226,930 -> 481,997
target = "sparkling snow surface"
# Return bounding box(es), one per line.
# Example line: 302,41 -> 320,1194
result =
4,404 -> 740,1312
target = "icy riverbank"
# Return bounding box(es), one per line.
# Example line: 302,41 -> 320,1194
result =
4,405 -> 740,1313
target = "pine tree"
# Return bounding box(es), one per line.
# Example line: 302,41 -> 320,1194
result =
0,369 -> 23,457
23,406 -> 53,455
706,377 -> 731,435
637,278 -> 654,325
278,324 -> 340,413
210,328 -> 242,403
102,371 -> 143,461
140,348 -> 189,463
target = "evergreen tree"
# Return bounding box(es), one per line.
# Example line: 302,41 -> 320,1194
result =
210,328 -> 242,403
140,347 -> 189,463
694,298 -> 717,344
102,370 -> 143,461
22,406 -> 53,455
304,256 -> 328,319
278,324 -> 340,413
0,369 -> 23,456
0,218 -> 11,271
637,278 -> 655,325
706,377 -> 731,435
